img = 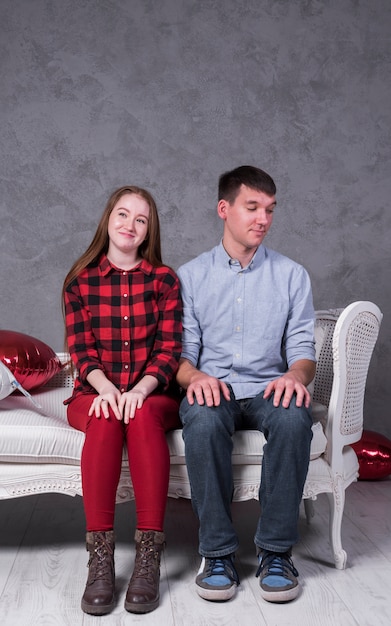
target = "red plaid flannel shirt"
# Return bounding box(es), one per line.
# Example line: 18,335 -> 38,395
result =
64,254 -> 182,401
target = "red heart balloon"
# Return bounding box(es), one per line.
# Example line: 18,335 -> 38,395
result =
351,430 -> 391,480
0,330 -> 63,391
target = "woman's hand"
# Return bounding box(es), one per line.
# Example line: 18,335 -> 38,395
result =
88,387 -> 146,422
86,371 -> 158,423
86,370 -> 122,420
118,375 -> 159,423
88,387 -> 122,420
118,390 -> 147,423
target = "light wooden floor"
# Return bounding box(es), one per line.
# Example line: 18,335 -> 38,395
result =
0,478 -> 390,626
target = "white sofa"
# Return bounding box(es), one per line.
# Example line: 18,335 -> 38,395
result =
0,302 -> 382,569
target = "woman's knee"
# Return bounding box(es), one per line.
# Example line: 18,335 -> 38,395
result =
84,412 -> 125,451
128,394 -> 180,435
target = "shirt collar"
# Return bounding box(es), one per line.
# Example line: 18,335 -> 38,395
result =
217,240 -> 266,271
98,253 -> 153,276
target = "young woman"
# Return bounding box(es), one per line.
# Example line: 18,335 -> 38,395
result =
62,186 -> 182,616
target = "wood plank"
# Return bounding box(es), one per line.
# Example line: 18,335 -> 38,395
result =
0,496 -> 38,598
0,481 -> 390,625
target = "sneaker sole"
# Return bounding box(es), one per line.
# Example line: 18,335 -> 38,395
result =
196,584 -> 237,602
260,584 -> 300,603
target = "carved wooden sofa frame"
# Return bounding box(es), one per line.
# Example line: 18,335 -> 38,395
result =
0,301 -> 382,570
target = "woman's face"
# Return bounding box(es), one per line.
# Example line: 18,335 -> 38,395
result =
107,193 -> 150,261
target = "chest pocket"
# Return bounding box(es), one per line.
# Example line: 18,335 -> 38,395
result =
249,300 -> 288,340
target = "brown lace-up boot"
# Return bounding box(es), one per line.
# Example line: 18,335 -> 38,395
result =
125,529 -> 165,614
81,530 -> 115,615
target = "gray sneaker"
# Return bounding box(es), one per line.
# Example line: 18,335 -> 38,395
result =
256,550 -> 299,602
196,555 -> 239,601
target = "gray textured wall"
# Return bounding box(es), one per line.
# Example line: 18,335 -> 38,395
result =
1,0 -> 390,438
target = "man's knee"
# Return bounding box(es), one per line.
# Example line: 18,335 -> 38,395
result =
180,397 -> 215,430
267,402 -> 313,439
179,397 -> 233,441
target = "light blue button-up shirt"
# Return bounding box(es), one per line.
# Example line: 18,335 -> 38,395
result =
177,242 -> 316,400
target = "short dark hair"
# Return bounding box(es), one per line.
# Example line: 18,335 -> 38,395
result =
218,165 -> 276,203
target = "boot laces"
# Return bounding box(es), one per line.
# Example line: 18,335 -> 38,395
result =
88,535 -> 114,582
134,536 -> 161,583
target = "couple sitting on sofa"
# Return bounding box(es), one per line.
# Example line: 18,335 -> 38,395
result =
62,165 -> 316,615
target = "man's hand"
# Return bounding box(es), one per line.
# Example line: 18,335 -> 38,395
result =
186,371 -> 231,407
263,373 -> 310,408
177,359 -> 231,407
263,359 -> 316,409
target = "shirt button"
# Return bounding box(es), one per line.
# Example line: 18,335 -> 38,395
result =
121,388 -> 125,393
236,326 -> 241,331
123,293 -> 128,298
122,271 -> 127,276
124,364 -> 129,369
124,341 -> 129,346
237,297 -> 242,303
124,316 -> 129,321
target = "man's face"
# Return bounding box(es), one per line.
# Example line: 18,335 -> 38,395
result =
218,184 -> 276,254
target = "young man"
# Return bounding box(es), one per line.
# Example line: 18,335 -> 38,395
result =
176,165 -> 316,603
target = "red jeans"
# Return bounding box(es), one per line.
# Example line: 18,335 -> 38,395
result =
67,393 -> 181,532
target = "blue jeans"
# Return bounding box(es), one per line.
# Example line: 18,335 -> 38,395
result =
179,388 -> 313,557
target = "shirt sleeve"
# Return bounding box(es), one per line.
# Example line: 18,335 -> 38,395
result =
64,279 -> 105,382
177,264 -> 202,367
142,269 -> 183,389
284,266 -> 316,367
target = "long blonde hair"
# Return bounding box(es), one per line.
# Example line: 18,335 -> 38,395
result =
63,185 -> 162,290
62,186 -> 163,346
